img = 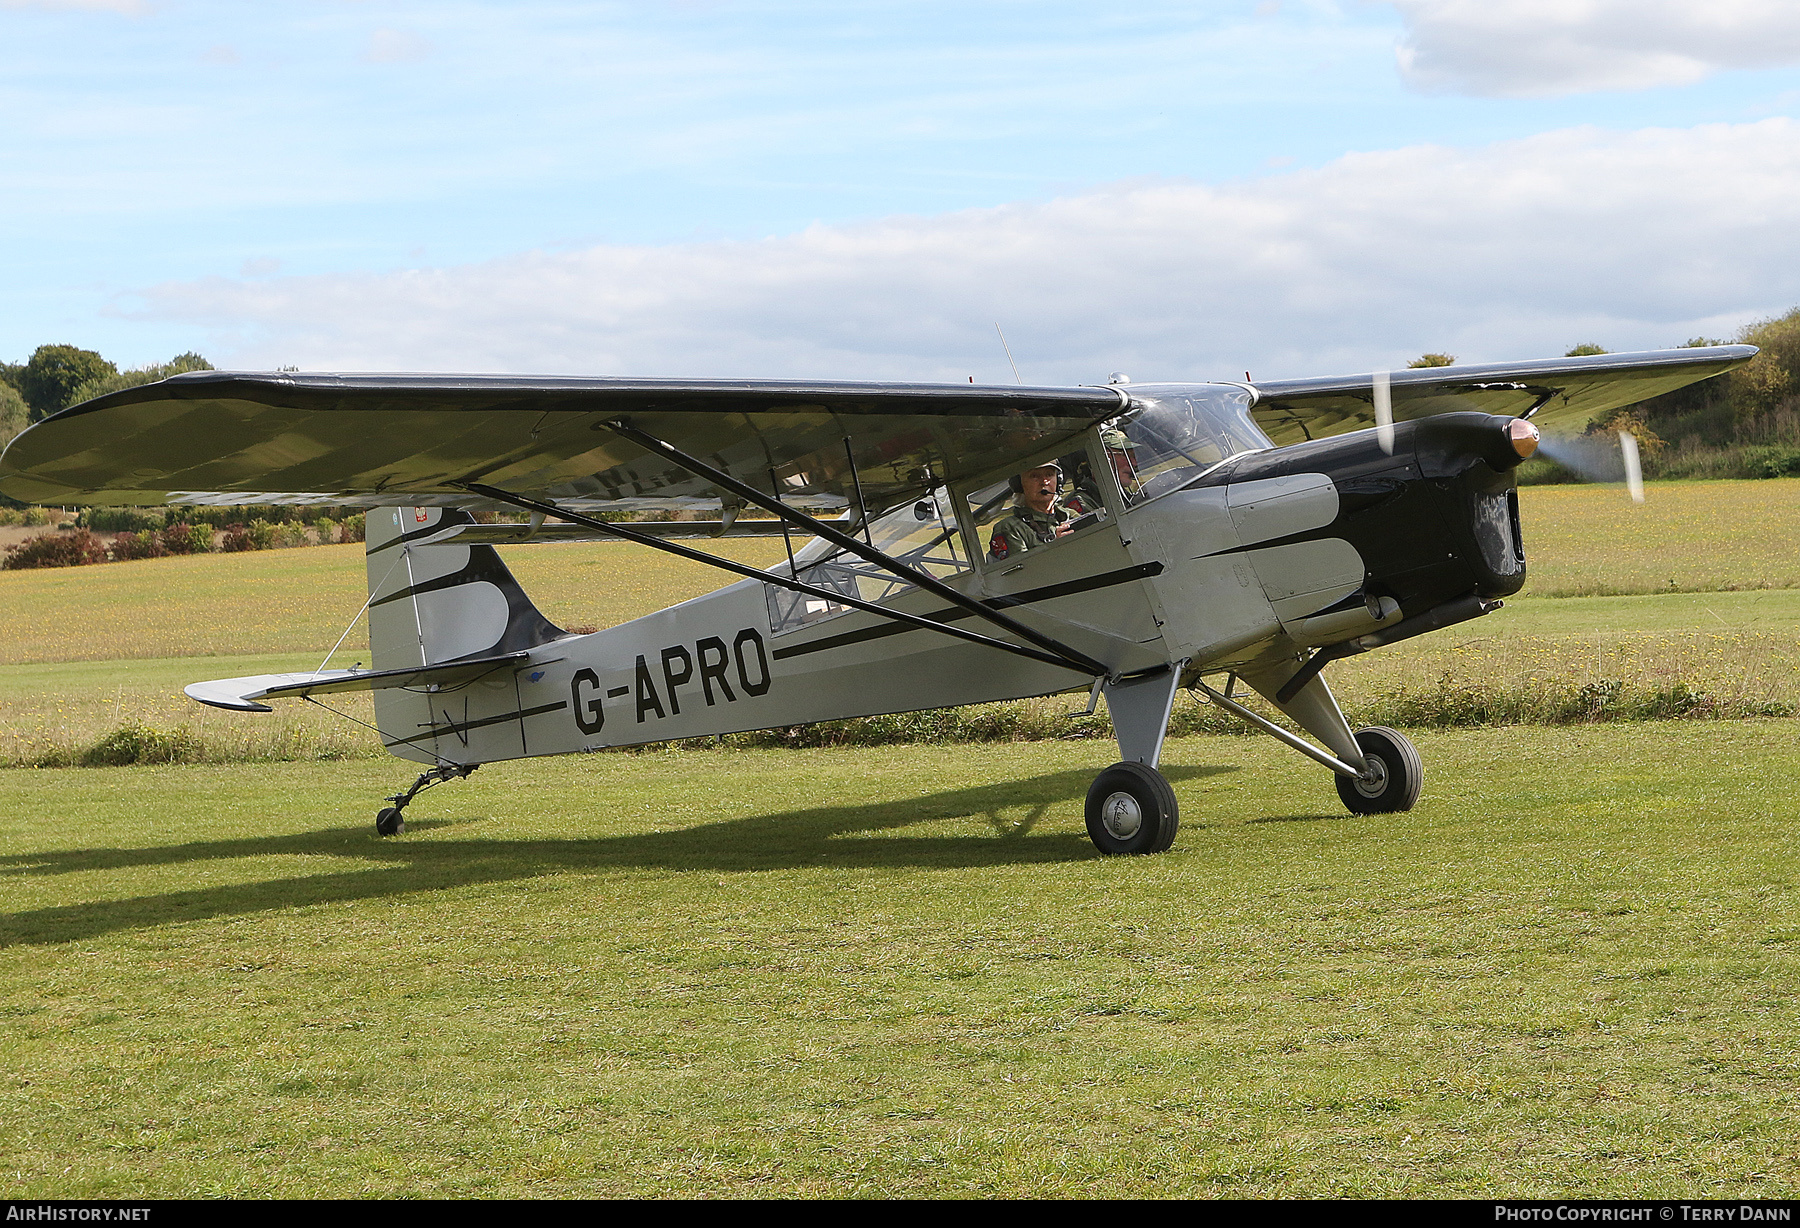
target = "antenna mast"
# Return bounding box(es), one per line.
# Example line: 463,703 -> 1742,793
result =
994,323 -> 1022,384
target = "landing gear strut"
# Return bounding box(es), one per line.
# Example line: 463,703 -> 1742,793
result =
375,762 -> 478,835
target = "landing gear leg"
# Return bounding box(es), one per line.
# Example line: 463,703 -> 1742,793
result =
1086,664 -> 1187,855
375,762 -> 478,835
1196,661 -> 1427,815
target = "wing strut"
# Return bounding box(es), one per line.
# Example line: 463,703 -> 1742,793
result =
594,419 -> 1113,677
460,483 -> 1098,676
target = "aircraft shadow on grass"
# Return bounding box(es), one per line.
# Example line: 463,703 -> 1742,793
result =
0,763 -> 1237,948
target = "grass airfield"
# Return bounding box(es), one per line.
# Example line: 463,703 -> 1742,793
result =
4,725 -> 1798,1197
2,477 -> 1800,1196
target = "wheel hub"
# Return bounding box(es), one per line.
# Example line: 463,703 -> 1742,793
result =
1099,791 -> 1143,839
1353,754 -> 1390,799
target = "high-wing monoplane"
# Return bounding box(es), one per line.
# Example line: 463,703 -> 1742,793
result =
0,346 -> 1753,852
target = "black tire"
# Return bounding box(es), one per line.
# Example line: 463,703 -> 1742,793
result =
1085,761 -> 1180,855
375,807 -> 406,836
1335,726 -> 1423,814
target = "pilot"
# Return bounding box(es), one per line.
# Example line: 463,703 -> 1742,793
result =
988,462 -> 1073,560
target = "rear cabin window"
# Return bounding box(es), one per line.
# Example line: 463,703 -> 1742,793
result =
764,488 -> 967,635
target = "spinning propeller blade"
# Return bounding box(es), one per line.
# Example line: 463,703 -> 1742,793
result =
1619,430 -> 1645,503
1372,370 -> 1394,454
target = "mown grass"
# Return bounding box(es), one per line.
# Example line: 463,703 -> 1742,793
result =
2,724 -> 1797,1197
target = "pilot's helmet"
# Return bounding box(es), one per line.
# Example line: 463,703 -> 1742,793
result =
1100,427 -> 1139,453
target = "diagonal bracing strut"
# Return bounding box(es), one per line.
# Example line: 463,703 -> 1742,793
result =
459,483 -> 1098,676
595,419 -> 1112,677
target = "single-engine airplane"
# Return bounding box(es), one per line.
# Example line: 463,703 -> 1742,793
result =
0,345 -> 1754,853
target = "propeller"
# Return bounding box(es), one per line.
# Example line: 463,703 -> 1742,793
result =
1373,370 -> 1394,454
1365,367 -> 1637,498
1532,429 -> 1645,501
1619,430 -> 1645,503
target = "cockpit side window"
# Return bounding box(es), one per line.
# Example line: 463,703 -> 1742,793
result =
964,443 -> 1111,566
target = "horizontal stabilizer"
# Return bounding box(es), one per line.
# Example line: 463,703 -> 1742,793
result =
184,652 -> 532,713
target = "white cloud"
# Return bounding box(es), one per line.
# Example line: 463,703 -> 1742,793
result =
1390,0 -> 1800,97
124,120 -> 1800,385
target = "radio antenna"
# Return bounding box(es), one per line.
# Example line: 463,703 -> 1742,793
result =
994,323 -> 1022,384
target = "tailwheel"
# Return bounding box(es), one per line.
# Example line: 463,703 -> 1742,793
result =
1085,761 -> 1179,855
1336,726 -> 1423,814
373,762 -> 478,836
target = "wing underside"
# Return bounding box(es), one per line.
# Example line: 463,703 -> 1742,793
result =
1246,345 -> 1755,446
0,350 -> 1755,515
0,372 -> 1125,515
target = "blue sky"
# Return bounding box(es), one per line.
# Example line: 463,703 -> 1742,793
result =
8,1 -> 1800,381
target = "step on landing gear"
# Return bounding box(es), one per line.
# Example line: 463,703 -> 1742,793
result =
376,762 -> 479,835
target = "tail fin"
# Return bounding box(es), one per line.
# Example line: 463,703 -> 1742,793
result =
364,506 -> 565,671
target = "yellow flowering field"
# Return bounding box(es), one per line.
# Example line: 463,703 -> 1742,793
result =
1518,479 -> 1800,596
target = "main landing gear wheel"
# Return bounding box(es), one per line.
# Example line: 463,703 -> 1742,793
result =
375,807 -> 405,836
1336,726 -> 1423,815
1085,761 -> 1180,855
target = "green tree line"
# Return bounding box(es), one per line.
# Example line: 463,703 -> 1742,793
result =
0,344 -> 214,449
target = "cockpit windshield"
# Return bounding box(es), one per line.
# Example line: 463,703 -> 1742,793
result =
1103,384 -> 1271,507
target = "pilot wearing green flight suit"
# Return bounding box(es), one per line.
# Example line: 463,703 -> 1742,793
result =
988,461 -> 1073,561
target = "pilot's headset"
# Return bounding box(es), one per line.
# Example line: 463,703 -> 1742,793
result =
1008,459 -> 1062,495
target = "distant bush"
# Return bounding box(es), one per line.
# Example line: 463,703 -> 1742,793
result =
220,519 -> 282,552
78,722 -> 202,767
343,513 -> 366,543
20,506 -> 50,527
79,506 -> 165,533
1744,446 -> 1800,478
161,523 -> 214,555
2,528 -> 106,569
111,529 -> 171,560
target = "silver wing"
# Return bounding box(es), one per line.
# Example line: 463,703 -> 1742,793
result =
0,371 -> 1125,515
1247,345 -> 1754,445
